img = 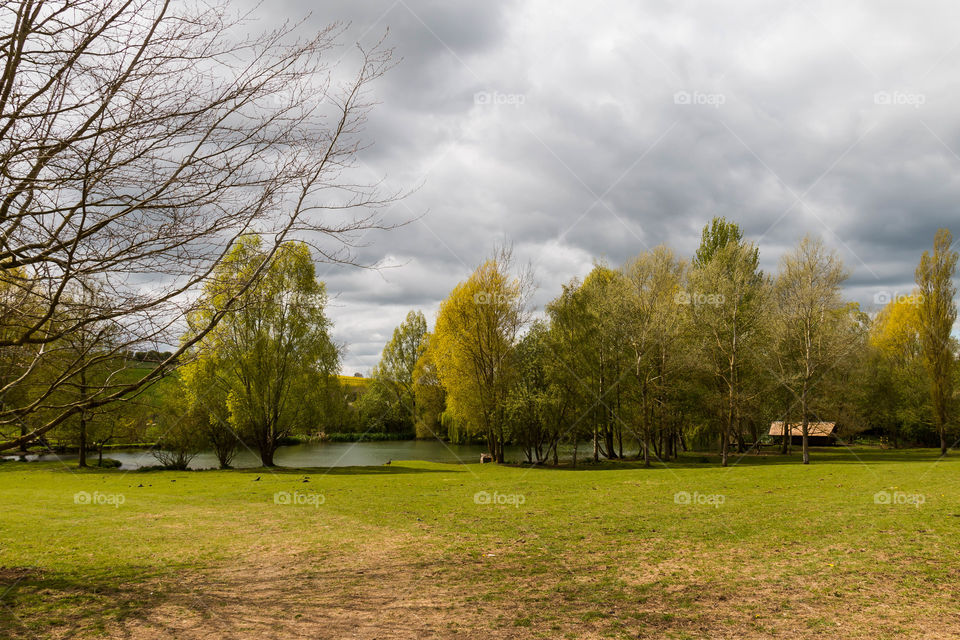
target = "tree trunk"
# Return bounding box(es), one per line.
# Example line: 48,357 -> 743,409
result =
78,416 -> 88,468
78,369 -> 88,467
260,437 -> 276,467
801,389 -> 810,465
938,401 -> 948,455
604,423 -> 616,460
779,413 -> 789,454
722,390 -> 733,468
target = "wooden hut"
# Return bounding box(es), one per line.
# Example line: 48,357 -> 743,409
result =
769,421 -> 837,446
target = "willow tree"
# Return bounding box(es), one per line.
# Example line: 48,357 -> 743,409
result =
0,0 -> 394,451
914,228 -> 959,455
411,334 -> 446,440
373,310 -> 428,428
181,236 -> 339,467
433,249 -> 532,462
775,236 -> 849,464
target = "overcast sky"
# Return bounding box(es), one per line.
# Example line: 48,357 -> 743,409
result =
258,0 -> 960,375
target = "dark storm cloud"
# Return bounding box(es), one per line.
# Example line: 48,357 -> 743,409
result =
246,0 -> 960,373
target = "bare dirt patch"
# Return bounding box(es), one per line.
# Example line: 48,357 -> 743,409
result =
98,538 -> 503,640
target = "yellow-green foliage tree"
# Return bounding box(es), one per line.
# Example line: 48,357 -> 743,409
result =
412,334 -> 446,440
868,292 -> 929,445
871,293 -> 924,357
181,236 -> 339,467
372,310 -> 428,430
433,250 -> 531,462
621,246 -> 687,465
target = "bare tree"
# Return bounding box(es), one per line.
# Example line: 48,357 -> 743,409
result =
0,0 -> 396,451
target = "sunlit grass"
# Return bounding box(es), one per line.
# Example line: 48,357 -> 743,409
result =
1,448 -> 958,638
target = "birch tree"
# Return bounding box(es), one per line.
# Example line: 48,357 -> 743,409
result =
775,236 -> 848,464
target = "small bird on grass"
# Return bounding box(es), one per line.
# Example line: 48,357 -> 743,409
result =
254,476 -> 261,481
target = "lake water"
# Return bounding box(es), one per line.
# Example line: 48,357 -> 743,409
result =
7,439 -> 634,470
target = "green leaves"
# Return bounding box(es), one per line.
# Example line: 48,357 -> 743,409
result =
180,235 -> 339,465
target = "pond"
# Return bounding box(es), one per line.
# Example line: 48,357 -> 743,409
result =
7,439 -> 641,470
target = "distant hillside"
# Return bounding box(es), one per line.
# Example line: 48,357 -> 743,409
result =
338,374 -> 372,398
117,360 -> 181,408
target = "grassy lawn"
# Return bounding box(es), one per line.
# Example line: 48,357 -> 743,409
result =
2,448 -> 959,639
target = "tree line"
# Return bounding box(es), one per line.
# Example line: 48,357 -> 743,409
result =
5,220 -> 954,470
366,219 -> 958,466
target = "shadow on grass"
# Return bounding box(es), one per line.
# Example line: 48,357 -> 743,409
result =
0,460 -> 463,476
503,447 -> 952,471
4,448 -> 951,478
1,551 -> 467,639
0,566 -> 170,640
228,464 -> 463,476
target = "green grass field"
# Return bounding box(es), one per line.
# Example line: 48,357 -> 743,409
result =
2,448 -> 959,639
